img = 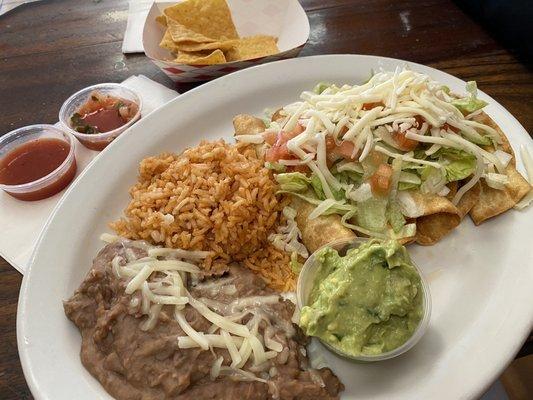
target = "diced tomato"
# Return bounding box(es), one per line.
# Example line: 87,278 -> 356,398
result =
290,164 -> 309,173
334,141 -> 357,160
369,164 -> 393,196
325,136 -> 358,161
265,143 -> 293,162
391,115 -> 423,151
393,131 -> 419,151
362,101 -> 385,110
367,150 -> 387,167
265,124 -> 305,162
413,115 -> 425,129
442,123 -> 459,133
263,131 -> 278,146
273,124 -> 304,146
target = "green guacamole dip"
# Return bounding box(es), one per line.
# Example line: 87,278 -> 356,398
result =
299,240 -> 423,356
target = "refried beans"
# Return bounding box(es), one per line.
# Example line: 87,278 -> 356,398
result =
64,240 -> 344,400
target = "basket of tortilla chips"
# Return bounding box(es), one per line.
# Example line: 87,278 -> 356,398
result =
143,0 -> 310,83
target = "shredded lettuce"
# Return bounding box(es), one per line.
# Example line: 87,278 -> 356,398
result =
462,131 -> 492,146
398,181 -> 419,191
290,252 -> 303,274
341,209 -> 388,239
313,82 -> 331,94
363,69 -> 375,85
356,198 -> 388,232
436,148 -> 477,182
452,81 -> 488,115
336,161 -> 364,174
265,162 -> 286,172
275,172 -> 311,192
399,170 -> 421,185
310,174 -> 326,200
420,166 -> 447,194
345,182 -> 373,202
388,223 -> 417,240
413,148 -> 427,159
484,173 -> 509,190
333,169 -> 363,186
310,173 -> 345,201
322,202 -> 357,216
261,108 -> 275,127
386,201 -> 406,233
279,191 -> 355,216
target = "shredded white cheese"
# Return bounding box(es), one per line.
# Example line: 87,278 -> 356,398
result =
111,242 -> 286,381
271,67 -> 510,214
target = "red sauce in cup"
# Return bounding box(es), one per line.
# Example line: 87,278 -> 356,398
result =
79,109 -> 127,133
0,138 -> 77,201
70,92 -> 139,135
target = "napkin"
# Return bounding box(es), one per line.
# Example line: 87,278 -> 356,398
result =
0,75 -> 178,274
0,0 -> 40,16
122,0 -> 154,53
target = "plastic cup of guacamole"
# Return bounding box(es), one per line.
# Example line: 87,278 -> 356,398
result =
296,238 -> 431,362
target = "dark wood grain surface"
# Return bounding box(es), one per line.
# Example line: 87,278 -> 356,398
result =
0,0 -> 531,399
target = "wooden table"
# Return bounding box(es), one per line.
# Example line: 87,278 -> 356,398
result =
0,0 -> 531,398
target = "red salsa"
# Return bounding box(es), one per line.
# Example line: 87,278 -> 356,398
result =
70,91 -> 139,135
0,138 -> 77,201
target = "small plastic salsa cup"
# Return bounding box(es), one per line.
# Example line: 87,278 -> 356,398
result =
58,83 -> 142,151
296,237 -> 432,362
0,124 -> 77,201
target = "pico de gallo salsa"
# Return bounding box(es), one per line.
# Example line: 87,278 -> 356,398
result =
70,91 -> 139,135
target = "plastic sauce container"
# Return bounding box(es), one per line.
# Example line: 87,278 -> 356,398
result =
58,83 -> 141,151
0,125 -> 77,201
296,238 -> 432,362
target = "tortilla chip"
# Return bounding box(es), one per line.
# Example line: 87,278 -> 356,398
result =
156,14 -> 168,27
164,0 -> 238,41
233,114 -> 266,135
469,165 -> 531,224
159,29 -> 181,53
292,197 -> 356,253
174,49 -> 227,65
225,35 -> 279,61
175,39 -> 237,52
167,19 -> 216,44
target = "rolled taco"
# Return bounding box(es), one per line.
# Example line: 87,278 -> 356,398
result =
231,71 -> 532,254
467,113 -> 531,224
396,190 -> 461,245
292,197 -> 356,253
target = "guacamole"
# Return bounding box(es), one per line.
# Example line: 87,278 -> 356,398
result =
299,240 -> 423,356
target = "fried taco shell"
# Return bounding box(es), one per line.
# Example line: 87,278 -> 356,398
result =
292,197 -> 356,253
456,181 -> 481,218
398,190 -> 461,245
468,112 -> 531,224
232,114 -> 266,135
470,165 -> 531,224
232,114 -> 267,158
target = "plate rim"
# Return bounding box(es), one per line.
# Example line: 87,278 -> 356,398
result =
17,54 -> 533,400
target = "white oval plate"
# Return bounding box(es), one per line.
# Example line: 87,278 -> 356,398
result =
17,55 -> 533,400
